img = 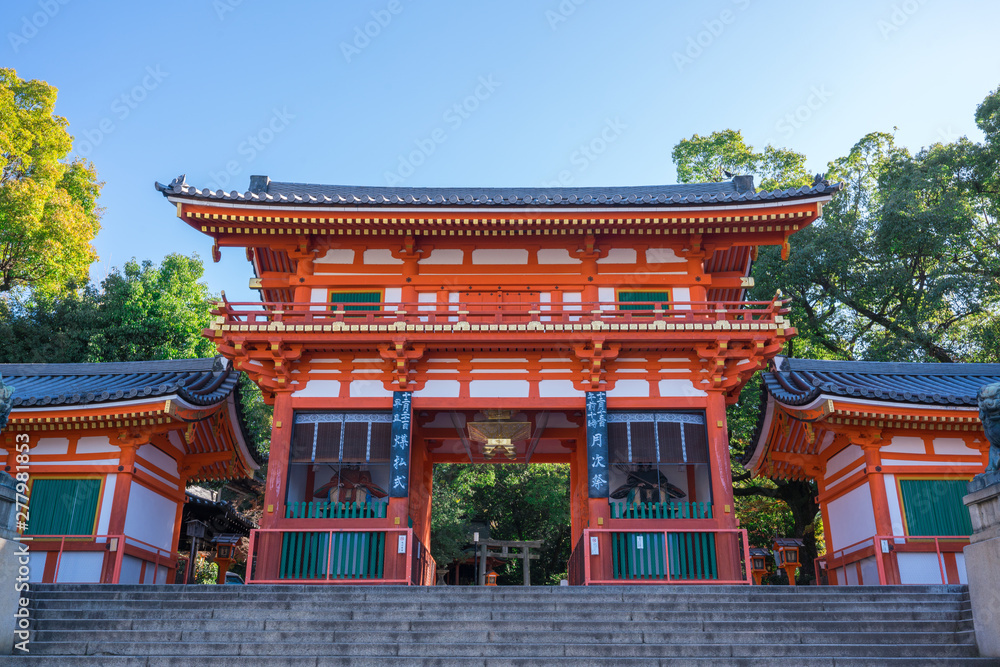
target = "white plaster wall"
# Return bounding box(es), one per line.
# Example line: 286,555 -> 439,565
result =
844,564 -> 859,585
414,381 -> 461,398
606,380 -> 650,398
123,484 -> 177,552
597,248 -> 636,264
673,287 -> 690,308
27,551 -> 46,582
957,553 -> 968,584
646,248 -> 685,263
293,380 -> 341,398
538,380 -> 585,398
882,436 -> 925,454
138,445 -> 178,478
385,287 -> 402,303
826,445 -> 863,478
134,463 -> 178,491
883,473 -> 906,536
77,436 -> 119,454
897,552 -> 947,584
859,556 -> 879,585
471,249 -> 528,264
827,482 -> 876,551
420,249 -> 464,264
316,249 -> 355,264
96,474 -> 116,535
658,379 -> 707,397
934,438 -> 980,456
57,552 -> 104,583
469,380 -> 530,398
363,249 -> 403,265
310,288 -> 327,303
31,438 -> 69,456
537,248 -> 580,264
119,554 -> 143,584
349,380 -> 393,398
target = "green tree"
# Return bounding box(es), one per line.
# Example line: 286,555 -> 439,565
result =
0,68 -> 102,295
671,129 -> 813,190
85,254 -> 217,362
430,464 -> 570,585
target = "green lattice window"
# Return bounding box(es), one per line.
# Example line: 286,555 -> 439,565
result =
25,478 -> 101,536
329,291 -> 380,312
899,478 -> 972,537
618,291 -> 670,311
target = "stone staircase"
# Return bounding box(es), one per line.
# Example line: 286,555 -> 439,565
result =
6,583 -> 997,666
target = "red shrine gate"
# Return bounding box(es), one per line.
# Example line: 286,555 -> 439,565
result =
156,173 -> 841,584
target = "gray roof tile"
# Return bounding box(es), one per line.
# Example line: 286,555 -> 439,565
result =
154,175 -> 842,208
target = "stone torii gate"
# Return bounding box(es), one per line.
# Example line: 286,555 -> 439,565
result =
475,539 -> 542,586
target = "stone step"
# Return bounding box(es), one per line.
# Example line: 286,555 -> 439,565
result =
28,617 -> 975,634
27,598 -> 970,613
23,588 -> 971,601
7,657 -> 1000,667
18,640 -> 983,659
10,584 -> 987,665
22,607 -> 972,623
26,628 -> 978,646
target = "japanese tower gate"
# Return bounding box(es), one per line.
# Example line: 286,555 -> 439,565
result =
156,174 -> 841,585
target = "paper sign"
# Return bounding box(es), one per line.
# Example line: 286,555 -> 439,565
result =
590,536 -> 599,555
636,535 -> 644,549
398,535 -> 407,554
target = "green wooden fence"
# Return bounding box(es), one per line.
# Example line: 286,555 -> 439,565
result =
278,503 -> 387,579
284,501 -> 387,519
278,530 -> 386,580
611,531 -> 718,581
609,501 -> 713,520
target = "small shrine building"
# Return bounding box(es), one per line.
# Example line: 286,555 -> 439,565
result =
156,174 -> 841,584
0,357 -> 260,584
745,357 -> 998,586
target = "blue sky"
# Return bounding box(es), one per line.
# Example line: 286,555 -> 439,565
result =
6,0 -> 1000,302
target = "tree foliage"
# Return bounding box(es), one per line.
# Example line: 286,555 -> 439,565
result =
672,85 -> 1000,582
431,464 -> 570,585
0,68 -> 102,296
671,129 -> 813,190
0,253 -> 216,363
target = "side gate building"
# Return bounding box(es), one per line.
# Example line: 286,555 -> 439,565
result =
155,173 -> 842,584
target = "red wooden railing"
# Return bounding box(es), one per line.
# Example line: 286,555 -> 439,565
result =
822,534 -> 970,585
210,298 -> 790,331
26,534 -> 173,584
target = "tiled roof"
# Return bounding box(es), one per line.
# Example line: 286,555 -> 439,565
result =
762,356 -> 1000,407
184,491 -> 256,534
154,174 -> 842,208
0,357 -> 239,409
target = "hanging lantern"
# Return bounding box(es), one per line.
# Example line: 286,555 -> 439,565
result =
467,410 -> 531,459
486,570 -> 498,586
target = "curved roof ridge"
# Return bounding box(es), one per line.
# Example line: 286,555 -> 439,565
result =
155,174 -> 843,208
